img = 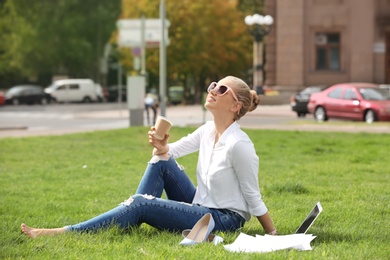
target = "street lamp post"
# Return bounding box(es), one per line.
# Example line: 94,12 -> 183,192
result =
245,14 -> 273,94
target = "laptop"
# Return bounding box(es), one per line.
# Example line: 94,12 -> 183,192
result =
295,202 -> 323,234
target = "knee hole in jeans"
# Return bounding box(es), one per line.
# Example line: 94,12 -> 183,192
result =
149,155 -> 169,164
121,194 -> 156,207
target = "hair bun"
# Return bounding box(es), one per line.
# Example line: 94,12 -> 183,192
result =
248,90 -> 260,112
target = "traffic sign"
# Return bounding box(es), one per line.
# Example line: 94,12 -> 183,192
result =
117,19 -> 170,48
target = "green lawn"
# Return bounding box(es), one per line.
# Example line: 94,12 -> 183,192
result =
0,127 -> 389,259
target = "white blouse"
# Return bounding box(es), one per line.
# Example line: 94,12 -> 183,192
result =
168,121 -> 268,221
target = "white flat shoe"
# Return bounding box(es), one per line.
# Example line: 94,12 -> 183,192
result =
181,229 -> 224,245
179,213 -> 215,246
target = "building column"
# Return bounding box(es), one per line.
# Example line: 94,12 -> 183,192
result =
264,0 -> 276,87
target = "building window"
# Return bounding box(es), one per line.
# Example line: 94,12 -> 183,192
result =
315,33 -> 340,70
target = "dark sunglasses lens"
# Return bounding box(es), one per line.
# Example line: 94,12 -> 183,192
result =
218,85 -> 228,95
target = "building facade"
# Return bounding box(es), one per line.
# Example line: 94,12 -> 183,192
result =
264,0 -> 390,90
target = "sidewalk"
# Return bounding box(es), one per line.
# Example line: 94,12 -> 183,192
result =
135,105 -> 390,134
1,104 -> 389,138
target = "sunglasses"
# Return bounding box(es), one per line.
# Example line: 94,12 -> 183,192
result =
207,82 -> 239,102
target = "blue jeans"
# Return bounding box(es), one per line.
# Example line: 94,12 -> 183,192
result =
66,156 -> 245,233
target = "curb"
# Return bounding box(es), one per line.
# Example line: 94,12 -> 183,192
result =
0,126 -> 28,131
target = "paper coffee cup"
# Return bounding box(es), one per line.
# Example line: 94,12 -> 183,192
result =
153,116 -> 172,140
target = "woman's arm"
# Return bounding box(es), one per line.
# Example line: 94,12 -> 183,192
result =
163,122 -> 209,158
148,123 -> 203,158
257,212 -> 277,235
231,140 -> 277,235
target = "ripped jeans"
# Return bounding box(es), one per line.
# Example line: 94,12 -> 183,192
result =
66,156 -> 245,233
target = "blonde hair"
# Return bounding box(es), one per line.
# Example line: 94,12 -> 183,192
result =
224,76 -> 260,120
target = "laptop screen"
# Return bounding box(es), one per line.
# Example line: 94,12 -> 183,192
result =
295,202 -> 323,234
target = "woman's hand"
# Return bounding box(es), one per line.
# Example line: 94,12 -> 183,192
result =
148,127 -> 169,155
267,229 -> 278,235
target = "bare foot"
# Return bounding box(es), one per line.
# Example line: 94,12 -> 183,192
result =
21,223 -> 65,238
21,223 -> 39,238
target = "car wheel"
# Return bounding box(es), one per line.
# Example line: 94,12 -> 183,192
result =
83,96 -> 92,103
314,106 -> 328,122
41,97 -> 48,105
364,109 -> 376,123
297,112 -> 306,118
12,98 -> 19,105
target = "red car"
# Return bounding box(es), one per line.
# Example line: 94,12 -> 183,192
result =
0,91 -> 5,105
308,83 -> 390,123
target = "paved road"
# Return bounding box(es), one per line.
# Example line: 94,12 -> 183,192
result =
0,104 -> 389,138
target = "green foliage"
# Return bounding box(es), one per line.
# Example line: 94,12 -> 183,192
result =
0,128 -> 389,259
0,0 -> 121,87
238,0 -> 265,14
121,0 -> 255,102
0,0 -> 267,98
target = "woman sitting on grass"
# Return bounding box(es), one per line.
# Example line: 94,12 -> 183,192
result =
21,76 -> 277,241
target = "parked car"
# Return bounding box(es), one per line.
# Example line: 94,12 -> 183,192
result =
0,90 -> 5,106
307,83 -> 390,123
106,85 -> 127,102
5,85 -> 50,105
168,86 -> 184,105
95,84 -> 109,102
45,79 -> 99,103
290,85 -> 327,117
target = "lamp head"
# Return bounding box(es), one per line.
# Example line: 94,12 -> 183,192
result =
252,14 -> 264,25
244,15 -> 254,26
263,15 -> 274,25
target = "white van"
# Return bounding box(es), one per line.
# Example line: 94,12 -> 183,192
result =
45,79 -> 99,103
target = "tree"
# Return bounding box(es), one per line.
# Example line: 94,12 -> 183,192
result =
0,0 -> 264,95
237,0 -> 264,14
121,0 -> 254,103
0,0 -> 121,87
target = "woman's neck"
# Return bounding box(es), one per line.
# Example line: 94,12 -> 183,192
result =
213,116 -> 234,142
